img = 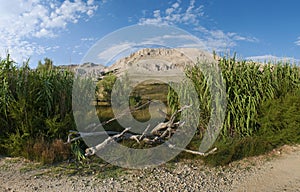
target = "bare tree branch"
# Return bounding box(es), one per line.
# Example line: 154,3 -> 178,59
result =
139,124 -> 151,141
65,130 -> 119,144
167,144 -> 217,156
85,127 -> 131,156
67,103 -> 217,158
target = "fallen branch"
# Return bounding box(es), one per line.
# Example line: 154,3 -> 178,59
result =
68,103 -> 217,158
167,144 -> 217,156
65,130 -> 119,144
139,124 -> 151,141
85,127 -> 131,156
150,105 -> 191,136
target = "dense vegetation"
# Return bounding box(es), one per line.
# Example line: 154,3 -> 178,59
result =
1,53 -> 300,166
168,56 -> 300,165
0,55 -> 74,164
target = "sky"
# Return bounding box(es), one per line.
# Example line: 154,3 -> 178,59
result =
1,0 -> 300,68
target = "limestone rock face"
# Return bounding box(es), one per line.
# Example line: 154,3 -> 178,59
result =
99,48 -> 217,83
62,48 -> 216,82
107,48 -> 216,75
61,62 -> 105,77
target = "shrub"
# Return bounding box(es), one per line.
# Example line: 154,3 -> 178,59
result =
203,88 -> 300,166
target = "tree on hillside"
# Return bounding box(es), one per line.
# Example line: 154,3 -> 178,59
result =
37,58 -> 54,71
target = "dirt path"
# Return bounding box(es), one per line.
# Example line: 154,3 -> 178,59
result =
0,145 -> 299,192
233,145 -> 300,192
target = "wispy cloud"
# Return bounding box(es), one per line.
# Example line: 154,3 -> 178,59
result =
195,26 -> 259,52
0,0 -> 98,63
246,55 -> 300,63
81,37 -> 98,42
138,0 -> 258,52
96,42 -> 139,65
139,0 -> 204,26
295,37 -> 300,46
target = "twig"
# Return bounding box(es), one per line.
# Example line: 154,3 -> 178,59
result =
139,124 -> 151,141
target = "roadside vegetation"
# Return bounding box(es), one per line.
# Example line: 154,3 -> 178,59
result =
169,56 -> 300,166
0,53 -> 299,167
0,55 -> 74,164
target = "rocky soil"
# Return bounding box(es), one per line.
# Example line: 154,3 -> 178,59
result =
0,144 -> 299,192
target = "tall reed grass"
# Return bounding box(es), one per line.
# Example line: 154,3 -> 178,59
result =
0,55 -> 74,163
168,56 -> 300,137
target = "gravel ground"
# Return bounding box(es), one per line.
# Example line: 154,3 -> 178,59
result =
0,145 -> 299,192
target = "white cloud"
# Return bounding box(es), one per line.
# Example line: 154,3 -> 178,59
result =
35,28 -> 53,38
139,0 -> 204,26
172,2 -> 180,9
166,8 -> 174,15
195,27 -> 259,52
45,45 -> 60,51
141,34 -> 206,49
246,55 -> 300,63
295,37 -> 300,46
81,37 -> 97,41
0,0 -> 98,63
138,0 -> 257,52
97,42 -> 136,63
87,0 -> 94,6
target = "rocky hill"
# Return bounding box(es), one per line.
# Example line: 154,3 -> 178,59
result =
62,48 -> 216,81
107,48 -> 216,75
60,62 -> 105,77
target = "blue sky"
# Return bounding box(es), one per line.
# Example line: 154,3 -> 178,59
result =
1,0 -> 300,68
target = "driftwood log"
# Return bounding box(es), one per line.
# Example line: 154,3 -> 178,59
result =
66,103 -> 217,157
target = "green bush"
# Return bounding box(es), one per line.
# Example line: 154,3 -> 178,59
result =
203,85 -> 300,166
96,73 -> 117,102
257,89 -> 300,144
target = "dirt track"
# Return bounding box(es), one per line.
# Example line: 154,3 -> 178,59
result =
0,145 -> 299,192
233,145 -> 300,192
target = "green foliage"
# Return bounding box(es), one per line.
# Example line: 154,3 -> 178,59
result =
0,54 -> 16,130
96,73 -> 117,101
129,94 -> 142,106
110,73 -> 133,107
168,56 -> 300,166
168,57 -> 300,138
0,55 -> 75,162
204,90 -> 300,166
1,53 -> 300,166
257,89 -> 300,144
37,58 -> 54,71
203,136 -> 273,166
167,84 -> 179,114
71,140 -> 86,161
